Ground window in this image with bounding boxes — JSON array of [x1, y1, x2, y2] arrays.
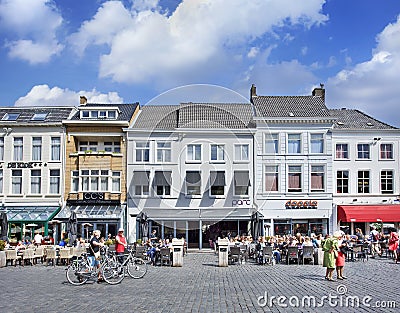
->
[[357, 144, 370, 159], [71, 171, 79, 192], [186, 171, 201, 196], [265, 166, 278, 192], [335, 144, 349, 159], [2, 113, 19, 120], [234, 144, 249, 161], [51, 137, 61, 160], [80, 110, 118, 119], [0, 170, 3, 194], [357, 171, 370, 193], [79, 141, 98, 152], [133, 171, 150, 196], [157, 142, 171, 162], [336, 171, 349, 194], [210, 171, 225, 196], [104, 141, 121, 153], [136, 142, 150, 162], [50, 169, 60, 194], [154, 171, 171, 196], [32, 137, 42, 161], [381, 170, 393, 194], [311, 165, 325, 192], [187, 144, 201, 161], [112, 171, 121, 192], [30, 169, 41, 194], [380, 144, 393, 159], [0, 137, 4, 161], [13, 137, 23, 161], [310, 134, 324, 153], [288, 166, 302, 192], [81, 169, 112, 192], [31, 113, 48, 121], [265, 134, 279, 154], [288, 134, 301, 154], [210, 144, 224, 161], [12, 169, 22, 194], [234, 171, 250, 196]]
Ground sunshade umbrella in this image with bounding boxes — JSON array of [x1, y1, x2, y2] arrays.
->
[[141, 212, 149, 242], [0, 212, 8, 240], [67, 211, 78, 245]]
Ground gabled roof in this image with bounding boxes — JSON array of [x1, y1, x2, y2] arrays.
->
[[0, 107, 74, 124], [329, 109, 397, 130], [69, 102, 139, 121], [131, 103, 255, 130], [252, 95, 331, 118]]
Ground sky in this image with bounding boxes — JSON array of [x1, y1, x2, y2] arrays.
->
[[0, 0, 400, 127]]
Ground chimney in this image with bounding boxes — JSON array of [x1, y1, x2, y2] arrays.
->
[[80, 96, 87, 105], [250, 84, 257, 100], [312, 83, 325, 101]]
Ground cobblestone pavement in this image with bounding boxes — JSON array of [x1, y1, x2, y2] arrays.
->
[[0, 252, 398, 313]]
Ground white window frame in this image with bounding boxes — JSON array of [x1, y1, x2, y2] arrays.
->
[[335, 143, 349, 159], [310, 134, 324, 154], [336, 170, 349, 194], [210, 144, 225, 162], [104, 141, 121, 153], [265, 165, 279, 192], [71, 170, 79, 192], [380, 143, 393, 160], [187, 144, 202, 162], [381, 170, 394, 194], [357, 143, 370, 160], [30, 169, 41, 194], [12, 169, 22, 194], [135, 142, 150, 162], [157, 142, 172, 163], [51, 137, 61, 161], [357, 170, 370, 194], [49, 169, 60, 194], [234, 144, 249, 162], [287, 134, 301, 154], [288, 165, 302, 192], [264, 133, 279, 154], [13, 137, 23, 161], [32, 137, 42, 161], [79, 141, 98, 152], [310, 165, 325, 192]]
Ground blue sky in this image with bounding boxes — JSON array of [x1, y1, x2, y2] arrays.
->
[[1, 0, 400, 126]]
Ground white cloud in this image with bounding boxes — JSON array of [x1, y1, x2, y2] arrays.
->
[[247, 47, 259, 58], [68, 0, 327, 86], [327, 15, 400, 127], [0, 0, 63, 64], [14, 84, 123, 107]]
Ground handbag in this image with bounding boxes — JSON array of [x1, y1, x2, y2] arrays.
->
[[333, 250, 338, 258], [90, 244, 101, 260]]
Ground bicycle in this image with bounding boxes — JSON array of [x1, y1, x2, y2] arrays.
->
[[66, 247, 125, 285], [111, 245, 148, 279]]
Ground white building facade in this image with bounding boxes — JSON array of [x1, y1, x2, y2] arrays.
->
[[126, 103, 256, 248]]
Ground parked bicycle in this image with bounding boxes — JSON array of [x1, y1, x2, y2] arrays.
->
[[66, 247, 124, 285], [110, 245, 148, 279]]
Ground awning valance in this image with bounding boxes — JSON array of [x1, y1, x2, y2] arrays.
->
[[234, 171, 250, 187], [337, 204, 400, 222], [57, 204, 124, 219], [140, 207, 253, 220], [154, 171, 172, 186]]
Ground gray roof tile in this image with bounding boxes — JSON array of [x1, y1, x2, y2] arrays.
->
[[329, 109, 397, 130], [252, 95, 331, 118], [0, 107, 74, 124], [70, 103, 139, 121]]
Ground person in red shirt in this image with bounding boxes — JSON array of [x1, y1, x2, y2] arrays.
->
[[115, 228, 127, 263]]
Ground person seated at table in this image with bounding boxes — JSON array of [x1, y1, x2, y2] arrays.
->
[[355, 228, 364, 244], [16, 240, 25, 251], [58, 238, 66, 247], [269, 237, 281, 263]]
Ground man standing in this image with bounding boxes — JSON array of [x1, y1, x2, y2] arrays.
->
[[115, 228, 127, 264], [369, 226, 382, 258], [34, 232, 43, 247]]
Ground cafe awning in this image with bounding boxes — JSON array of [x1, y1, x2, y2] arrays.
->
[[3, 206, 60, 222], [57, 204, 124, 219], [337, 204, 400, 222]]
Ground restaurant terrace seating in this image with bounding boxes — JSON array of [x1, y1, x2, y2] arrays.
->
[[261, 246, 274, 265], [22, 249, 35, 266], [160, 248, 171, 266], [287, 246, 299, 265], [229, 246, 241, 265], [5, 249, 21, 266], [302, 246, 314, 265], [34, 247, 45, 264], [45, 248, 59, 266], [59, 248, 73, 265]]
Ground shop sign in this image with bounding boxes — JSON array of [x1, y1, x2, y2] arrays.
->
[[3, 162, 46, 168], [285, 200, 318, 209], [232, 199, 251, 206], [83, 192, 105, 201]]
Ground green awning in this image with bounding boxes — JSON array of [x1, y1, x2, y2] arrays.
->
[[5, 206, 60, 222]]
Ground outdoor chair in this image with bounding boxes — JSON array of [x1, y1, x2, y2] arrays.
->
[[229, 246, 241, 265], [261, 246, 274, 265], [302, 246, 314, 265], [159, 248, 171, 266], [22, 249, 35, 266], [287, 246, 299, 265], [134, 246, 147, 260], [239, 244, 248, 263], [45, 248, 59, 266], [380, 242, 389, 258], [5, 249, 21, 266], [59, 248, 73, 265], [353, 245, 368, 261], [34, 247, 45, 264]]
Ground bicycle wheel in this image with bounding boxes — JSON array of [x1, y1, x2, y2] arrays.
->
[[101, 259, 125, 285], [66, 260, 89, 285], [127, 257, 147, 279]]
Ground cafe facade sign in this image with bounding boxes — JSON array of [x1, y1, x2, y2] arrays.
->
[[285, 200, 318, 209]]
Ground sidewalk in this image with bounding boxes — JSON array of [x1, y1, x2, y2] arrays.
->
[[0, 252, 398, 313]]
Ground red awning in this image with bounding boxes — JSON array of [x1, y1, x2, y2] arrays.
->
[[337, 205, 400, 222]]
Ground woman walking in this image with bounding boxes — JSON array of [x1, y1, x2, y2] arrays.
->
[[323, 234, 338, 281], [335, 231, 347, 280]]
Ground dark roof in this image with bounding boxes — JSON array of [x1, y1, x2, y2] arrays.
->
[[132, 103, 255, 129], [70, 103, 139, 121], [0, 107, 74, 124], [329, 109, 397, 130], [252, 95, 331, 118]]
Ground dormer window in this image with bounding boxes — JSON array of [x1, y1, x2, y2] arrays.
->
[[2, 113, 20, 121], [31, 113, 48, 121], [80, 109, 118, 120]]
